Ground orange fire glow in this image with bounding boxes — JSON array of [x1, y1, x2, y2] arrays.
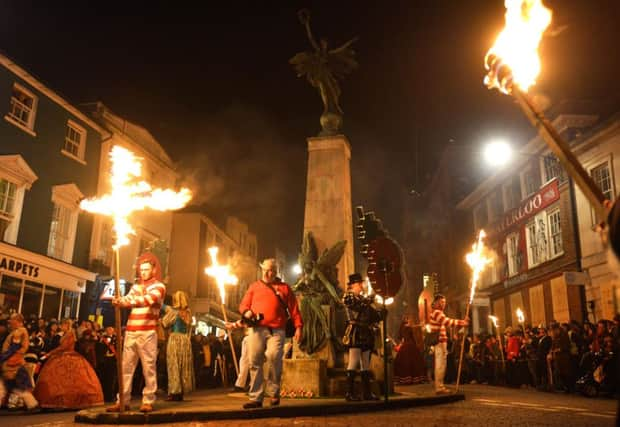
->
[[465, 230, 492, 304], [205, 246, 238, 304], [80, 145, 192, 249], [484, 0, 552, 94]]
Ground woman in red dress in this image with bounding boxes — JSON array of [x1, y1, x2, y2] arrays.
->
[[393, 318, 428, 385], [34, 319, 103, 409]]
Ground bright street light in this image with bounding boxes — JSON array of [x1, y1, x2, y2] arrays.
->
[[483, 140, 513, 167], [292, 264, 302, 275]]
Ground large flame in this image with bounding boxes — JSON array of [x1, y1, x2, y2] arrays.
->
[[465, 230, 493, 304], [80, 145, 192, 249], [484, 0, 552, 94], [205, 246, 238, 304]]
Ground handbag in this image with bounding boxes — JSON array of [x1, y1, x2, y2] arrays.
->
[[264, 282, 296, 338]]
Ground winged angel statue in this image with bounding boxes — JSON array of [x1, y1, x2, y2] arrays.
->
[[289, 9, 358, 135], [293, 232, 345, 354]]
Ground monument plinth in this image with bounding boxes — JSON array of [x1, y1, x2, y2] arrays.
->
[[303, 135, 354, 289]]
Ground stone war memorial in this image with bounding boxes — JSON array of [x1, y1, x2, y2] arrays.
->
[[282, 9, 391, 398]]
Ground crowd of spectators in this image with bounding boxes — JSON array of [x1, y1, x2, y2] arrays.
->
[[432, 315, 620, 397]]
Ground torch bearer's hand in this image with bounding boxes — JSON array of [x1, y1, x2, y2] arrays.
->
[[111, 297, 122, 307], [294, 327, 302, 343], [462, 316, 470, 326]]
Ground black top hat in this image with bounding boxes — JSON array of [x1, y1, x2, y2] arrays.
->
[[347, 273, 363, 286]]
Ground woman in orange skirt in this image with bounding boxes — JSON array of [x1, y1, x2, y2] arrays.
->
[[34, 319, 103, 409]]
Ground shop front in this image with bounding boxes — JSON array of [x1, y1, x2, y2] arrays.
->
[[0, 241, 95, 320]]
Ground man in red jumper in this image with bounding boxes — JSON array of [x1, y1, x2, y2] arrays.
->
[[107, 253, 166, 413], [239, 258, 302, 409], [429, 294, 468, 394]]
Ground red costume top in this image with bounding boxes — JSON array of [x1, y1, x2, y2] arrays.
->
[[239, 280, 303, 330], [430, 308, 466, 343]]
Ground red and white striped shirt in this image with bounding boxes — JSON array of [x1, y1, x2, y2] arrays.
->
[[120, 279, 166, 332], [430, 308, 466, 343]]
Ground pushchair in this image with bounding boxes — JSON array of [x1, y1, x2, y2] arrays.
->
[[575, 350, 616, 397]]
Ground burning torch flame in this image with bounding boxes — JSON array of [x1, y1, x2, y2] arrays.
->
[[516, 308, 525, 324], [489, 315, 499, 329], [80, 146, 192, 248], [484, 0, 552, 94], [205, 246, 238, 304], [465, 230, 492, 304]]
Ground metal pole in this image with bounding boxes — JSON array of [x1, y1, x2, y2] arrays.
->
[[512, 89, 607, 222], [220, 304, 240, 376], [113, 247, 124, 413], [455, 303, 471, 392], [382, 300, 388, 403]]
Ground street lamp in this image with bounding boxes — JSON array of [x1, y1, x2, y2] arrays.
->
[[291, 264, 302, 275], [483, 139, 513, 167]]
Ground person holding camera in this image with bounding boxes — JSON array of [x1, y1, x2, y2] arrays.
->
[[429, 294, 469, 394], [238, 258, 302, 409]]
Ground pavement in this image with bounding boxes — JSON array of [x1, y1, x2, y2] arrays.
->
[[74, 385, 464, 424]]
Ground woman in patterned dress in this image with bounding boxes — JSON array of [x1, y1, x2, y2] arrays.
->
[[34, 319, 103, 409], [162, 291, 194, 401]]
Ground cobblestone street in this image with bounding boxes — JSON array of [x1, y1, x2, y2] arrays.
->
[[2, 384, 617, 427]]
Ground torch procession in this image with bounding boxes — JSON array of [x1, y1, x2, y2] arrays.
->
[[80, 145, 191, 413], [488, 315, 506, 371]]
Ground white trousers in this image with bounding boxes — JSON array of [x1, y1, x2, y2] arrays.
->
[[247, 327, 285, 402], [235, 335, 250, 389], [347, 348, 371, 371], [434, 342, 448, 391], [0, 379, 38, 409], [117, 330, 158, 405]]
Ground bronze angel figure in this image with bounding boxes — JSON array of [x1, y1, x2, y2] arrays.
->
[[293, 232, 345, 354], [290, 9, 358, 135]]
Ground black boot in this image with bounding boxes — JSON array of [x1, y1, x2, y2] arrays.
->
[[345, 370, 361, 401], [361, 370, 379, 401]]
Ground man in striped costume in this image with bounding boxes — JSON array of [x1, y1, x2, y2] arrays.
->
[[429, 294, 468, 394], [107, 253, 165, 413]]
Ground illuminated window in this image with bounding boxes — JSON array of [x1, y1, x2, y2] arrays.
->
[[0, 179, 16, 218], [62, 120, 87, 162], [48, 204, 72, 261], [6, 83, 37, 132], [506, 232, 520, 277]]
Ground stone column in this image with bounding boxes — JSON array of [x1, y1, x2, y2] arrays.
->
[[303, 135, 354, 290], [472, 305, 480, 334]]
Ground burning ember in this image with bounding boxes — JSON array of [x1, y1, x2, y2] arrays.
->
[[465, 230, 493, 304], [80, 145, 192, 248], [205, 246, 238, 304], [484, 0, 552, 94]]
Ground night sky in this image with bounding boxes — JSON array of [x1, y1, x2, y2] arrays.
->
[[1, 0, 618, 261]]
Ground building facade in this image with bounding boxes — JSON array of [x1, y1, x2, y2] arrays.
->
[[168, 211, 258, 329], [457, 113, 615, 330], [82, 102, 180, 324], [0, 54, 109, 320]]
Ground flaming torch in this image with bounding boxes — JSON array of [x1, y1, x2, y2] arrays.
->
[[516, 307, 525, 329], [205, 246, 240, 375], [80, 145, 192, 412], [456, 229, 492, 391], [484, 0, 607, 222], [488, 315, 506, 370]]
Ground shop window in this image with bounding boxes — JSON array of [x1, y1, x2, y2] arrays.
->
[[0, 274, 22, 313], [61, 290, 79, 319], [41, 285, 62, 320], [21, 280, 43, 318]]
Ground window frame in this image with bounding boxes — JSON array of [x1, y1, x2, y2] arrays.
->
[[547, 208, 564, 259], [61, 119, 87, 164], [589, 158, 615, 226], [506, 232, 520, 277], [5, 82, 38, 136], [47, 184, 82, 263]]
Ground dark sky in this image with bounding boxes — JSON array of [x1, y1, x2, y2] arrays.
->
[[1, 1, 619, 260]]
